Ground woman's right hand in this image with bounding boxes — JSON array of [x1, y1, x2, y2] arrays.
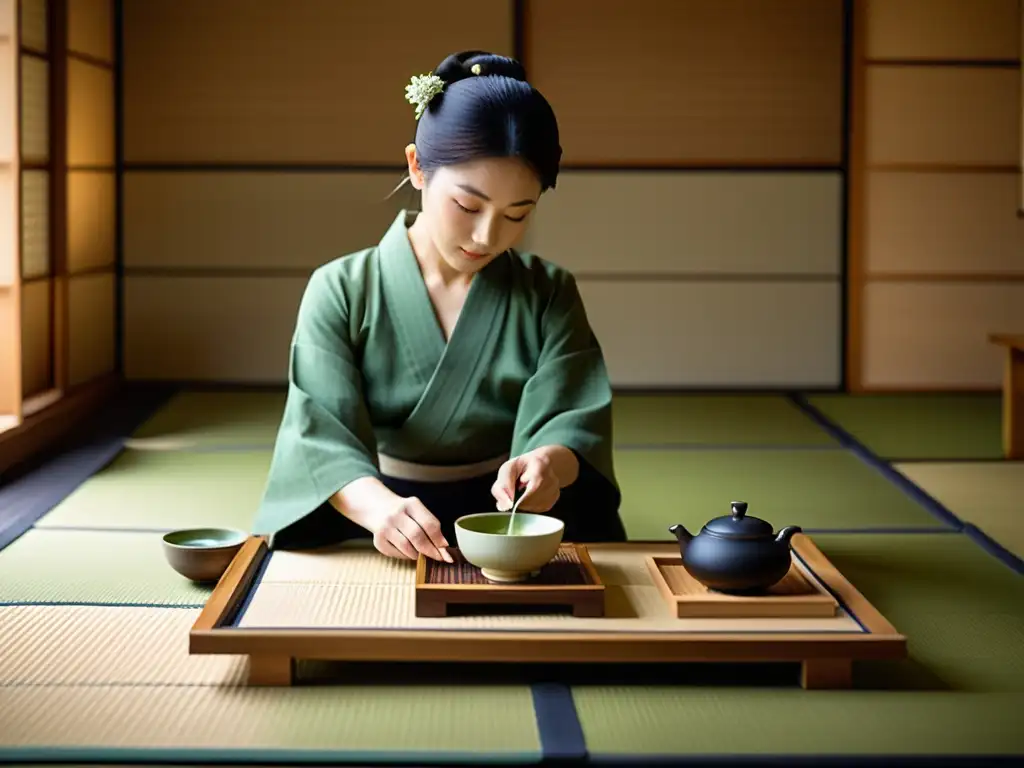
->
[[330, 477, 453, 563], [370, 496, 453, 563]]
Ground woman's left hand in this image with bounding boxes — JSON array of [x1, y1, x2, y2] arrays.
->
[[492, 450, 561, 513]]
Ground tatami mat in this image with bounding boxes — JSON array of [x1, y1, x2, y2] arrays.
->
[[0, 605, 246, 686], [893, 461, 1024, 561], [814, 533, 1024, 693], [612, 394, 836, 446], [128, 390, 286, 448], [573, 688, 1024, 757], [4, 387, 1021, 763], [33, 449, 271, 532], [126, 390, 841, 450], [0, 529, 210, 605], [0, 684, 542, 760], [572, 532, 1024, 757], [614, 449, 945, 539], [804, 393, 1003, 460]]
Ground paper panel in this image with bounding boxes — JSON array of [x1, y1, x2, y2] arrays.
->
[[121, 0, 514, 163], [863, 282, 1024, 388], [866, 0, 1020, 60]]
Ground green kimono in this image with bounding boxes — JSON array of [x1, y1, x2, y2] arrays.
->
[[252, 210, 620, 542]]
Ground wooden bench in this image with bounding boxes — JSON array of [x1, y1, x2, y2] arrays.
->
[[988, 334, 1024, 459]]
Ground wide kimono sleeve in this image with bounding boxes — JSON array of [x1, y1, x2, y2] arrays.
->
[[509, 270, 619, 491], [251, 266, 380, 537]]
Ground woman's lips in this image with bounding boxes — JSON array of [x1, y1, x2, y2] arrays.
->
[[460, 248, 487, 259]]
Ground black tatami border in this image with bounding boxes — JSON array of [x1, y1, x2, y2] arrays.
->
[[789, 393, 1024, 575]]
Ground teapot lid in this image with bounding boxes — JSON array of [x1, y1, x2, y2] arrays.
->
[[704, 501, 774, 538]]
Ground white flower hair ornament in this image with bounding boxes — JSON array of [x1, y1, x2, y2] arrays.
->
[[405, 73, 445, 120]]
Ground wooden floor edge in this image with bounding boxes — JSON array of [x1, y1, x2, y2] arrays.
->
[[0, 374, 123, 476]]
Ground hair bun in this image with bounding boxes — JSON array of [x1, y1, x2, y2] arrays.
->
[[434, 51, 527, 86], [411, 50, 561, 191]]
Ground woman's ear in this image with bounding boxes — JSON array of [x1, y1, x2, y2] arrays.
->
[[405, 144, 425, 190]]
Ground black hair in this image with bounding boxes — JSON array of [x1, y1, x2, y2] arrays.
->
[[412, 50, 562, 191]]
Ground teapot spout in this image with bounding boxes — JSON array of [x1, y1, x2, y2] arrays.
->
[[668, 524, 693, 545], [775, 525, 802, 546]]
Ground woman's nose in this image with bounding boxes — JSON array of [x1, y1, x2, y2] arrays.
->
[[472, 217, 499, 249]]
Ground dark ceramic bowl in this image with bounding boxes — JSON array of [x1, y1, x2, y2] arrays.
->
[[162, 527, 248, 582]]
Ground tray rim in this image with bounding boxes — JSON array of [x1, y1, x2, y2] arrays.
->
[[189, 534, 907, 664], [645, 553, 839, 613], [414, 542, 605, 592]]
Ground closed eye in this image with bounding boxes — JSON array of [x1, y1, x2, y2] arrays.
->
[[453, 199, 529, 223]]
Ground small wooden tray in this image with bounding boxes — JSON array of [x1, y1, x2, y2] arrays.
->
[[645, 555, 838, 618], [415, 543, 605, 618]]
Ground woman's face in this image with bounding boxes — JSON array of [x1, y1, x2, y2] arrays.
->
[[406, 146, 543, 275]]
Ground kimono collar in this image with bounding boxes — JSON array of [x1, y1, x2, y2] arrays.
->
[[378, 208, 511, 372]]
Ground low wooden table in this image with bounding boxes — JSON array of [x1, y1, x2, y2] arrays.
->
[[988, 333, 1024, 459], [189, 536, 906, 691]]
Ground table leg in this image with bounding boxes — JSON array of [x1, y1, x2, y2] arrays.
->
[[248, 655, 294, 686], [572, 595, 605, 617], [801, 658, 852, 689], [414, 594, 448, 618], [1003, 348, 1024, 460]]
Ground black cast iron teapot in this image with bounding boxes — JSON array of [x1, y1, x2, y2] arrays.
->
[[669, 501, 802, 594]]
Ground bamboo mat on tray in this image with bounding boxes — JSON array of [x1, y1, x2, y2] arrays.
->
[[238, 543, 862, 633]]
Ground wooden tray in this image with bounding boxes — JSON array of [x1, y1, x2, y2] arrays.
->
[[189, 536, 907, 691], [646, 556, 839, 618], [414, 543, 605, 618]]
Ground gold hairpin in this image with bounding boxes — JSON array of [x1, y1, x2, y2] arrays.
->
[[470, 63, 482, 75]]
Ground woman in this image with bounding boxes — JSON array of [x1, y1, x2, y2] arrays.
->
[[253, 50, 626, 559]]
